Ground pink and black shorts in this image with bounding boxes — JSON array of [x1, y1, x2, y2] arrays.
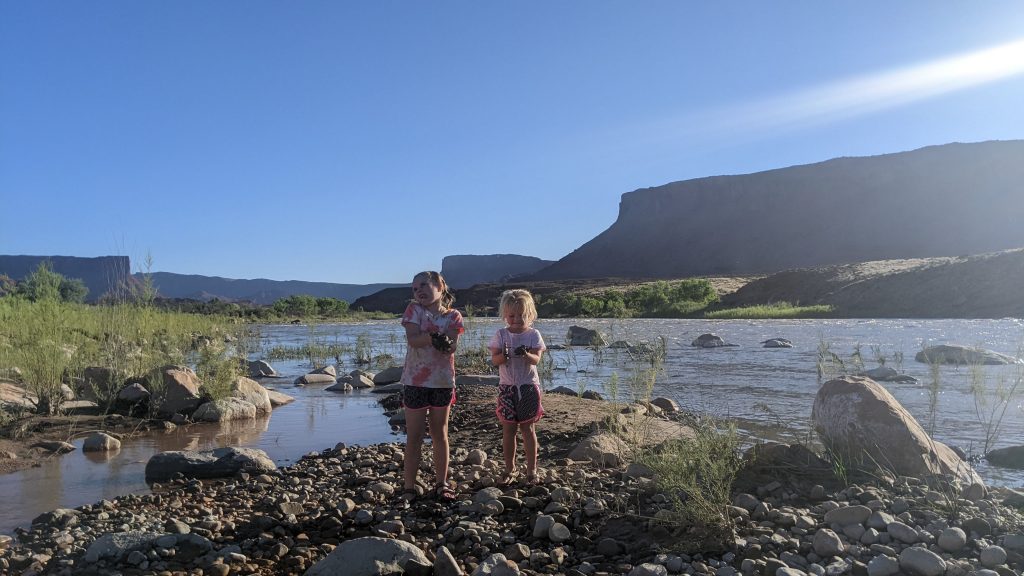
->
[[496, 384, 544, 424], [402, 385, 456, 411]]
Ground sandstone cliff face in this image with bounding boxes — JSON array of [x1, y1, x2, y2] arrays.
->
[[440, 254, 554, 288], [530, 140, 1024, 280]]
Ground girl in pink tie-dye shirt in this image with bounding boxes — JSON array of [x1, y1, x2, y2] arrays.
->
[[400, 271, 464, 502]]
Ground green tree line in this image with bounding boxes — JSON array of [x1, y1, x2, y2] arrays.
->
[[536, 279, 719, 318]]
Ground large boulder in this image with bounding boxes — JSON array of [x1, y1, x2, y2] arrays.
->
[[0, 380, 35, 409], [567, 326, 605, 347], [304, 536, 428, 576], [192, 397, 258, 422], [915, 345, 1020, 365], [78, 366, 119, 402], [83, 531, 162, 564], [145, 447, 276, 482], [266, 389, 296, 407], [568, 432, 628, 467], [296, 366, 337, 385], [812, 376, 981, 486], [246, 359, 278, 378], [349, 370, 375, 389], [231, 376, 272, 414], [116, 383, 151, 406], [155, 365, 203, 416], [372, 366, 403, 385]]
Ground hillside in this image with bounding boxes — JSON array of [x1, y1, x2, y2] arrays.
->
[[721, 248, 1024, 318], [0, 255, 133, 301], [441, 254, 554, 288], [351, 277, 753, 315], [142, 272, 403, 305], [529, 140, 1024, 280]]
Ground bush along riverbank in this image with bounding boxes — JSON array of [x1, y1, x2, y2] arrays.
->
[[3, 378, 1024, 576]]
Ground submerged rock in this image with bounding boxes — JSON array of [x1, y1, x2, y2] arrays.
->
[[567, 326, 604, 346], [915, 344, 1021, 365], [987, 445, 1024, 469]]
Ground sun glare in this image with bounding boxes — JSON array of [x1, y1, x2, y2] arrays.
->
[[710, 38, 1024, 136]]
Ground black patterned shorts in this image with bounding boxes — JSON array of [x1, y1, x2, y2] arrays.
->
[[402, 386, 456, 411], [496, 384, 544, 424]]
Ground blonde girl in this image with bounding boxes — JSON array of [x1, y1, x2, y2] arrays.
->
[[488, 289, 546, 485], [400, 271, 464, 501]]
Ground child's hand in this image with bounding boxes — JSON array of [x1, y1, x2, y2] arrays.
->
[[513, 344, 530, 357], [502, 344, 511, 360], [430, 332, 454, 353]]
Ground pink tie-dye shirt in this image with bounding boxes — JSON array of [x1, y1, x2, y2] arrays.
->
[[399, 302, 465, 389]]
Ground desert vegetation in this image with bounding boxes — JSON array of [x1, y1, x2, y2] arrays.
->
[[0, 264, 242, 417], [536, 279, 719, 318], [703, 301, 834, 319]]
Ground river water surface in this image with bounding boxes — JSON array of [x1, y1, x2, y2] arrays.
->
[[2, 317, 1023, 535]]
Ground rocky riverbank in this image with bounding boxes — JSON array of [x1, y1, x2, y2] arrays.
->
[[2, 384, 1024, 576]]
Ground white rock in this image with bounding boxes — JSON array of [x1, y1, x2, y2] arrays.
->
[[628, 564, 668, 576]]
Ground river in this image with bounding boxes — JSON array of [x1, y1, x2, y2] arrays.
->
[[2, 317, 1023, 535]]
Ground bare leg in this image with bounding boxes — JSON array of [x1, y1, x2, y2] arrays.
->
[[520, 422, 538, 479], [403, 410, 427, 490], [502, 422, 519, 476], [427, 406, 451, 487]]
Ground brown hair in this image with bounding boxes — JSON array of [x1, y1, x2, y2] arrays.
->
[[498, 289, 537, 326], [413, 271, 455, 311]]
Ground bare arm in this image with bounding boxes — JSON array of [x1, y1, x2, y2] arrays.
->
[[519, 348, 542, 366], [403, 322, 432, 349]]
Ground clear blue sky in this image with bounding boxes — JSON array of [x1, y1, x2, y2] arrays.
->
[[3, 2, 1023, 284]]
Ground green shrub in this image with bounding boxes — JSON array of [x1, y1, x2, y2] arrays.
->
[[0, 298, 234, 415], [537, 279, 718, 318], [638, 418, 741, 548], [704, 302, 833, 319]]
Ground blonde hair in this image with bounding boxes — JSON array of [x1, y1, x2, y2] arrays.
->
[[413, 271, 455, 311], [498, 289, 537, 327]]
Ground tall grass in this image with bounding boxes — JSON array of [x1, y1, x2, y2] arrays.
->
[[969, 350, 1024, 455], [705, 302, 833, 319], [638, 419, 741, 534], [0, 297, 236, 415]]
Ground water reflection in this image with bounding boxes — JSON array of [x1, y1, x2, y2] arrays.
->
[[83, 447, 120, 464], [3, 318, 1024, 535]]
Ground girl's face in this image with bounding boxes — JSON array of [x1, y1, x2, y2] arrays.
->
[[503, 304, 527, 333], [412, 276, 443, 308]]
